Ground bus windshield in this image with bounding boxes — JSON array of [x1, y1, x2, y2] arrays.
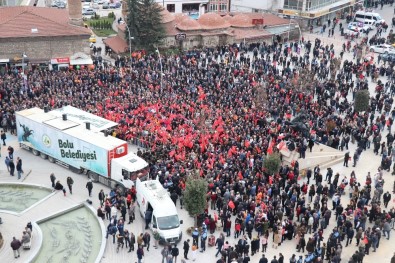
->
[[157, 215, 180, 230]]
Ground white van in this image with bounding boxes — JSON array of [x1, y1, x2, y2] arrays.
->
[[354, 11, 385, 24], [136, 179, 183, 243]]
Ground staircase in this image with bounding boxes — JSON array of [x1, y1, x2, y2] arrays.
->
[[281, 143, 344, 170]]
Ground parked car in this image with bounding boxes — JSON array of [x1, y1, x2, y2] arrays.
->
[[57, 2, 66, 8], [92, 3, 99, 9], [344, 28, 359, 37], [109, 2, 116, 8], [102, 2, 109, 9], [347, 22, 371, 33], [82, 8, 95, 15], [115, 2, 121, 8], [369, 44, 395, 54], [89, 35, 97, 43]]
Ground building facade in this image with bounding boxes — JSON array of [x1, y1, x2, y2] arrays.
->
[[207, 0, 230, 14], [278, 0, 361, 27], [155, 0, 208, 15], [230, 0, 282, 13], [105, 9, 299, 54], [0, 6, 91, 72]]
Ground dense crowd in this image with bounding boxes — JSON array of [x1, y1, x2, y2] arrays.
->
[[3, 5, 395, 263]]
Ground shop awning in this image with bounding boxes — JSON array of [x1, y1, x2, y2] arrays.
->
[[69, 52, 93, 65], [70, 58, 93, 65]]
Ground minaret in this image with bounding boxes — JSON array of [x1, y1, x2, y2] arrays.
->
[[68, 0, 83, 26]]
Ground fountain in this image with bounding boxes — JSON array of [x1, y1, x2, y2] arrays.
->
[[0, 183, 53, 214], [31, 203, 105, 263]]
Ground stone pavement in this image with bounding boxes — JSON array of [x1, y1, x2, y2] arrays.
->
[[1, 8, 395, 263], [1, 117, 394, 263]]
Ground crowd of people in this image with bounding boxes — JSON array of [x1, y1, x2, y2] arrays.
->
[[2, 3, 395, 263]]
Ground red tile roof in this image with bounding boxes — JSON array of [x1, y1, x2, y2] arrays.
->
[[176, 16, 202, 31], [118, 24, 126, 32], [103, 36, 128, 54], [0, 6, 90, 39], [160, 8, 175, 24], [232, 13, 289, 26], [198, 13, 230, 30], [231, 28, 272, 40], [162, 20, 180, 36], [229, 14, 254, 28]]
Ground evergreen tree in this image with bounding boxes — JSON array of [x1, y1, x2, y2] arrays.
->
[[184, 174, 207, 227], [127, 0, 165, 51], [263, 153, 281, 175], [354, 90, 370, 112]]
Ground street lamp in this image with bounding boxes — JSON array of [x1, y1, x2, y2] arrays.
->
[[155, 48, 163, 92], [124, 23, 134, 60]]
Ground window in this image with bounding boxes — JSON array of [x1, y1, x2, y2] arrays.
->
[[210, 4, 218, 11], [283, 0, 303, 10], [157, 215, 180, 230], [304, 0, 339, 11], [220, 3, 227, 11], [167, 4, 175, 13]]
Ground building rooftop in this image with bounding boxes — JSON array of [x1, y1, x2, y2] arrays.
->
[[103, 36, 129, 54], [229, 13, 254, 28], [176, 16, 202, 31], [198, 13, 231, 30], [0, 6, 90, 39], [160, 8, 175, 23]]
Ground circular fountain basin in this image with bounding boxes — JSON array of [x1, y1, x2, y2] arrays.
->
[[31, 203, 105, 263], [0, 183, 53, 214]]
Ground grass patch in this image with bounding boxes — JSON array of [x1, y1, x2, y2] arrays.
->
[[87, 17, 116, 37]]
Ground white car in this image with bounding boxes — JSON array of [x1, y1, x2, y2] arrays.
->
[[347, 22, 371, 32], [369, 44, 395, 54], [344, 28, 359, 37]]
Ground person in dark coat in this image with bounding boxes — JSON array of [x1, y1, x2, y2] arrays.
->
[[183, 239, 190, 259], [54, 180, 66, 196], [50, 173, 56, 188], [344, 152, 350, 167], [86, 179, 93, 197], [10, 237, 22, 258], [9, 159, 15, 176], [16, 157, 23, 179], [383, 191, 392, 208]]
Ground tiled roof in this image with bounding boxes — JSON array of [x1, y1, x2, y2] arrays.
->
[[0, 6, 90, 38], [176, 16, 202, 31], [231, 28, 272, 40], [198, 13, 230, 30], [118, 24, 126, 32], [223, 14, 232, 22], [261, 13, 289, 26], [160, 8, 175, 23], [162, 20, 180, 36], [103, 36, 128, 54], [232, 12, 289, 26], [229, 14, 254, 28], [174, 13, 189, 23]]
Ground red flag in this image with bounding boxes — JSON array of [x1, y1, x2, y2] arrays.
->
[[244, 140, 250, 148], [169, 150, 176, 157]]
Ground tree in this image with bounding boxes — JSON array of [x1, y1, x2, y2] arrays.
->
[[264, 153, 281, 175], [184, 175, 207, 227], [127, 0, 165, 51], [354, 90, 370, 112]]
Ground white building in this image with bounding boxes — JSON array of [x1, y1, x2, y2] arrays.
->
[[230, 0, 283, 12], [231, 0, 361, 28], [155, 0, 209, 15]]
